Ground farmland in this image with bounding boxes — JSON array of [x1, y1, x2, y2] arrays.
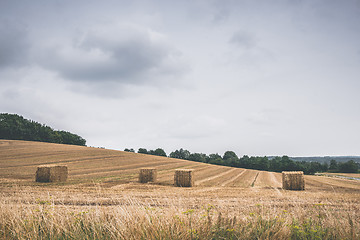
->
[[1, 140, 360, 239]]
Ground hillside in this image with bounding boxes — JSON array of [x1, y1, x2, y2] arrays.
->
[[1, 140, 360, 239], [0, 113, 86, 146], [1, 140, 360, 192]]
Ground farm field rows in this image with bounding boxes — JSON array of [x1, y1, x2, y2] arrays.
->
[[1, 140, 360, 239], [1, 140, 360, 192]]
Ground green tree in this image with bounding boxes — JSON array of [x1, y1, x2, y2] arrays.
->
[[207, 153, 223, 165], [149, 148, 167, 157], [252, 156, 269, 170], [338, 160, 358, 173], [169, 148, 190, 159], [223, 151, 238, 161], [138, 148, 148, 154], [329, 159, 338, 171], [124, 148, 135, 152], [0, 113, 86, 146], [188, 153, 207, 162], [269, 156, 281, 172]]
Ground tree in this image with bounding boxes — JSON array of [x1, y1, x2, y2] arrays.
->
[[169, 148, 191, 159], [188, 153, 207, 162], [329, 159, 338, 171], [280, 156, 297, 171], [0, 113, 86, 146], [223, 151, 238, 161], [253, 156, 269, 171], [207, 153, 223, 165], [138, 148, 148, 154], [57, 130, 86, 146], [149, 148, 167, 157], [222, 151, 239, 167], [338, 160, 358, 173], [240, 155, 251, 168], [124, 148, 135, 152]]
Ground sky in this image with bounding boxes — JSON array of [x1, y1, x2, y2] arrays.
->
[[1, 0, 360, 157]]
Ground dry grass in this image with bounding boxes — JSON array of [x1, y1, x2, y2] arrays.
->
[[0, 185, 359, 239], [1, 140, 360, 239], [1, 140, 359, 192]]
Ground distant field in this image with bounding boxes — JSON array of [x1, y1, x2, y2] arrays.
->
[[1, 140, 360, 239], [325, 172, 360, 178], [1, 140, 360, 191]]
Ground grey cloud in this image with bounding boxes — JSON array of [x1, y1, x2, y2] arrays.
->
[[229, 30, 257, 50], [2, 88, 20, 100], [39, 24, 187, 84], [1, 0, 360, 156], [210, 1, 231, 24], [0, 20, 29, 69]]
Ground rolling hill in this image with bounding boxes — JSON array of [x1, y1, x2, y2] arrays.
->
[[1, 140, 360, 239], [1, 139, 360, 192]]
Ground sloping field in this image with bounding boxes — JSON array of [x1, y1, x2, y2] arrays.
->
[[1, 140, 360, 239], [1, 140, 360, 193]]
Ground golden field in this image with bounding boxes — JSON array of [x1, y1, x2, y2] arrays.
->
[[1, 140, 360, 239]]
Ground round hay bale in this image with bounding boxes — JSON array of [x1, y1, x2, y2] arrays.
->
[[174, 169, 194, 187], [139, 168, 157, 183], [282, 171, 305, 190], [36, 165, 68, 182]]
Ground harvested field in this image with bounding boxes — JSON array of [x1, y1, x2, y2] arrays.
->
[[0, 140, 359, 193], [195, 167, 236, 186], [220, 169, 247, 187], [253, 171, 282, 188], [1, 140, 360, 239]]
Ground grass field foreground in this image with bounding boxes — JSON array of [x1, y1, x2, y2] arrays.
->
[[1, 140, 360, 239]]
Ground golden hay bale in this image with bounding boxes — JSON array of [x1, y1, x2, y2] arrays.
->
[[35, 165, 68, 182], [174, 169, 194, 187], [139, 168, 157, 183], [282, 171, 305, 190]]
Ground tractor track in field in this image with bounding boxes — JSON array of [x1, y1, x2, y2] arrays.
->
[[251, 172, 260, 187], [195, 168, 237, 185], [2, 140, 360, 193], [0, 155, 126, 169], [221, 169, 247, 187], [269, 172, 283, 195]]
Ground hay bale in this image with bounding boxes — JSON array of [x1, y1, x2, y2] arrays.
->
[[282, 171, 305, 190], [35, 165, 68, 182], [139, 168, 157, 183], [174, 169, 194, 187]]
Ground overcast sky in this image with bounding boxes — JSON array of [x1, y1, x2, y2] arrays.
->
[[1, 0, 360, 156]]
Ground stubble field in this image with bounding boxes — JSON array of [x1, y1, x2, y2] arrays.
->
[[1, 140, 359, 239]]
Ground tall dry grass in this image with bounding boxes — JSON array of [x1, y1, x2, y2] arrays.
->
[[0, 188, 359, 240]]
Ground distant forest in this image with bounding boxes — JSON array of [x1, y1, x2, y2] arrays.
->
[[125, 148, 360, 174], [290, 156, 360, 163], [0, 113, 86, 146]]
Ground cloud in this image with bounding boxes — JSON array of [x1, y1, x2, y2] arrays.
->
[[38, 23, 187, 85], [163, 114, 226, 140], [0, 20, 29, 69], [229, 30, 257, 50]]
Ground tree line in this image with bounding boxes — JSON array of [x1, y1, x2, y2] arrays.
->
[[125, 147, 359, 174], [0, 113, 86, 146]]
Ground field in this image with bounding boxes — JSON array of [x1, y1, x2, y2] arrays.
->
[[1, 140, 360, 239]]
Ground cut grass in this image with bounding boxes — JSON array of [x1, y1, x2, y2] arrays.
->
[[1, 140, 360, 239], [0, 188, 359, 240]]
